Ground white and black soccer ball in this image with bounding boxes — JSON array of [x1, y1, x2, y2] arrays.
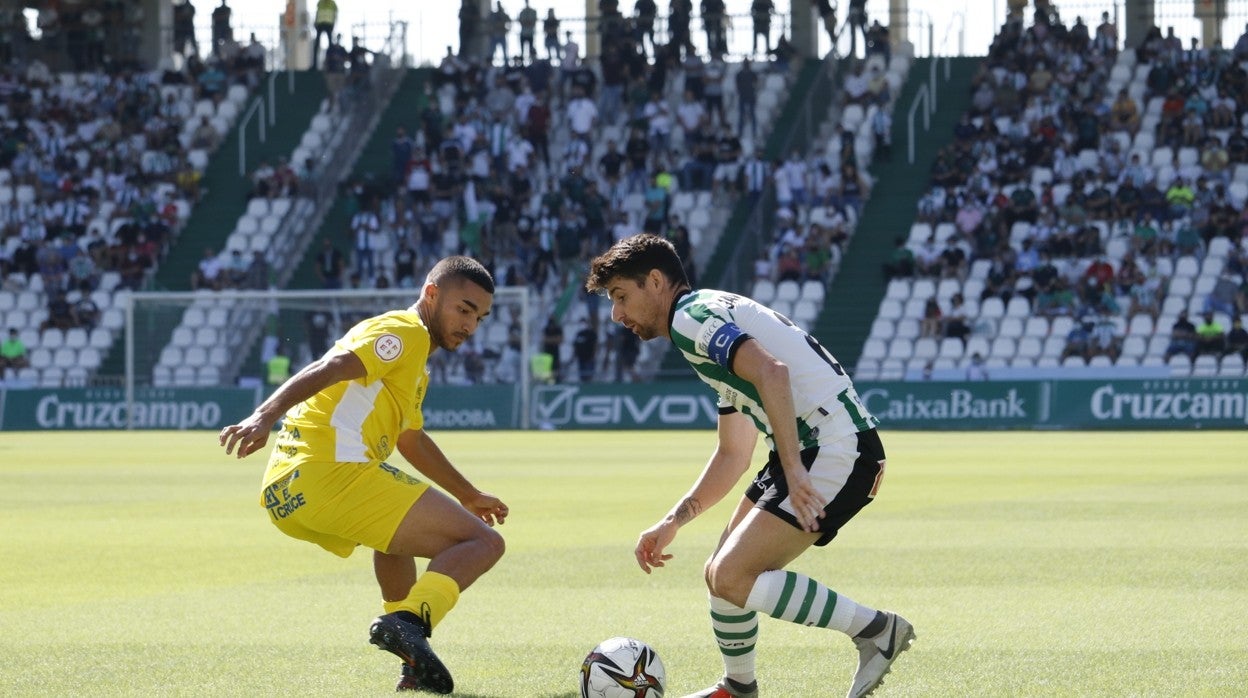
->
[[579, 636, 666, 698]]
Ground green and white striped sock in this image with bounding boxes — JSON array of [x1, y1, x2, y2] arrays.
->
[[709, 594, 758, 684], [743, 569, 876, 636]]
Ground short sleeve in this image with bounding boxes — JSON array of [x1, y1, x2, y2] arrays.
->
[[336, 317, 430, 383]]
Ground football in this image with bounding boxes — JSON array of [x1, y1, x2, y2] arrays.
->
[[579, 636, 667, 697]]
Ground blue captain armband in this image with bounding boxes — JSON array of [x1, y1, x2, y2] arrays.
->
[[706, 322, 748, 369]]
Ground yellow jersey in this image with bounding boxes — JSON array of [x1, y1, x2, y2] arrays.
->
[[267, 310, 431, 485]]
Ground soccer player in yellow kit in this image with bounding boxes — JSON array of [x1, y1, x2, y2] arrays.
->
[[219, 256, 507, 694]]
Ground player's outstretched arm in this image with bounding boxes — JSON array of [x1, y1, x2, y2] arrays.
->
[[635, 411, 757, 573], [219, 351, 366, 458], [396, 429, 509, 527]]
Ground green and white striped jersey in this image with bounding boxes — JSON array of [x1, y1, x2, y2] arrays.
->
[[668, 289, 878, 450]]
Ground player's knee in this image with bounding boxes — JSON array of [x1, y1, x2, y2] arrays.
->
[[704, 559, 751, 606], [475, 526, 506, 567]]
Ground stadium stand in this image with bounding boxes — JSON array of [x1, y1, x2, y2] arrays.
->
[[856, 7, 1248, 381], [0, 51, 263, 388]]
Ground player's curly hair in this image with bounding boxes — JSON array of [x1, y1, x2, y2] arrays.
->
[[586, 234, 689, 293], [428, 256, 495, 293]]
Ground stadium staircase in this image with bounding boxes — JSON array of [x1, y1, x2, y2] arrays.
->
[[100, 72, 328, 381], [229, 69, 431, 377], [813, 56, 979, 369]]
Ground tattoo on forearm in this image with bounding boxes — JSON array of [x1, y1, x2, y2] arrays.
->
[[672, 497, 703, 524]]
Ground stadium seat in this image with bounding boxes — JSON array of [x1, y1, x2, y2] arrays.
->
[[979, 297, 1005, 320], [862, 338, 888, 359], [1127, 314, 1154, 337], [205, 307, 230, 328], [159, 346, 183, 366], [184, 346, 208, 367], [938, 337, 964, 360], [1061, 355, 1086, 368], [1016, 337, 1042, 361], [64, 366, 89, 386], [1174, 256, 1200, 278], [800, 280, 825, 304], [775, 281, 800, 303], [183, 307, 207, 326], [1219, 354, 1245, 376], [902, 298, 926, 319], [52, 348, 76, 369], [29, 348, 52, 370], [1005, 297, 1031, 317], [792, 300, 818, 325], [879, 359, 904, 381], [936, 278, 960, 301], [990, 337, 1016, 359], [153, 365, 173, 387], [41, 328, 65, 349], [1167, 354, 1192, 375], [892, 318, 918, 340], [78, 348, 101, 368], [194, 329, 219, 347], [196, 365, 221, 386], [965, 336, 991, 358], [751, 280, 776, 304], [1120, 336, 1147, 360], [64, 328, 88, 349], [209, 346, 230, 367], [869, 318, 894, 340], [913, 338, 939, 361], [998, 317, 1024, 339], [886, 338, 914, 361], [1023, 316, 1049, 337], [770, 300, 792, 319], [173, 366, 196, 386], [170, 327, 195, 347], [853, 361, 880, 382], [1192, 355, 1218, 377], [40, 367, 64, 387], [911, 278, 936, 300], [884, 279, 910, 300]]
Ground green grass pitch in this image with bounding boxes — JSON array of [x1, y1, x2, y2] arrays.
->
[[0, 430, 1245, 697]]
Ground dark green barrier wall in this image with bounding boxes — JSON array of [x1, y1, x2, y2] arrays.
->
[[0, 387, 262, 430], [4, 379, 1243, 430]]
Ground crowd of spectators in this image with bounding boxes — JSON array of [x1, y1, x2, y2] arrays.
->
[[886, 3, 1248, 370], [0, 37, 263, 361], [308, 4, 807, 383]]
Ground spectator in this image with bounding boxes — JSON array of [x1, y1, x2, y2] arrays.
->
[[572, 317, 598, 383], [540, 314, 564, 381], [1, 328, 30, 379], [1195, 312, 1226, 356], [42, 292, 76, 332], [965, 352, 989, 380], [191, 247, 223, 291], [543, 8, 560, 60], [1224, 317, 1248, 361], [751, 0, 774, 55], [312, 0, 337, 70], [517, 0, 537, 62], [1163, 311, 1198, 361], [846, 0, 868, 57], [315, 237, 346, 289], [210, 0, 232, 56], [919, 297, 942, 338], [323, 34, 349, 110], [1061, 319, 1094, 361], [488, 2, 511, 64]]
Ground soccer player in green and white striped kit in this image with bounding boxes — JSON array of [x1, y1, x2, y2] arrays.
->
[[586, 234, 914, 698]]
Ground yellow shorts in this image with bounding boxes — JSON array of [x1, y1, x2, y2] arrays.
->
[[259, 450, 430, 558]]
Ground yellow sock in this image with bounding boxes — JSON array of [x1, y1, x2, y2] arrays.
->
[[395, 571, 461, 631]]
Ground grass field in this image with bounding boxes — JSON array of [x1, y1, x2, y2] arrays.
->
[[0, 430, 1245, 697]]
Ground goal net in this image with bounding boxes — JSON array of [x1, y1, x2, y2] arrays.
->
[[124, 285, 533, 424]]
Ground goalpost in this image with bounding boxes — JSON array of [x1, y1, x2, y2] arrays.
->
[[124, 286, 533, 429]]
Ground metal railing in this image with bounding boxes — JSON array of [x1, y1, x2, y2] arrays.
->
[[237, 98, 267, 176]]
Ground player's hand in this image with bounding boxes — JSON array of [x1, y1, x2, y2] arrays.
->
[[634, 520, 677, 574], [218, 414, 274, 459], [461, 491, 509, 526], [784, 467, 825, 533]]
